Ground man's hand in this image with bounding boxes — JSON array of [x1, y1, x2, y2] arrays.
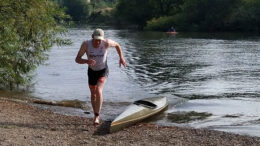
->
[[87, 59, 96, 66], [119, 58, 126, 68]]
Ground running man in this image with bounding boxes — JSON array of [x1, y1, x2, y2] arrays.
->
[[75, 28, 127, 125]]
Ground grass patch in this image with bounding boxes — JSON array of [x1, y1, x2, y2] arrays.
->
[[1, 125, 19, 129], [167, 111, 212, 123]]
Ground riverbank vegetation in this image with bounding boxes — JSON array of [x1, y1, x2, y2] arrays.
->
[[58, 0, 260, 32], [115, 0, 260, 32], [57, 0, 117, 25], [0, 0, 70, 90]]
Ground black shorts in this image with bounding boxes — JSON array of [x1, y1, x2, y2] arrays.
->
[[88, 67, 109, 86]]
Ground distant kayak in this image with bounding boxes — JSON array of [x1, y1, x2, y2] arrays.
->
[[166, 31, 178, 35], [110, 96, 168, 133]]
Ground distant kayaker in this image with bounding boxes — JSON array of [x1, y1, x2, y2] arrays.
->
[[75, 28, 127, 125], [168, 26, 176, 32]]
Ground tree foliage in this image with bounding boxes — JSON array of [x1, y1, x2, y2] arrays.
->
[[115, 0, 184, 29], [0, 0, 70, 89], [115, 0, 158, 28], [115, 0, 260, 32], [176, 0, 239, 31], [57, 0, 117, 24], [230, 0, 260, 31], [62, 0, 91, 23]]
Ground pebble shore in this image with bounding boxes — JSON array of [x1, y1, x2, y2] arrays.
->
[[0, 98, 260, 146]]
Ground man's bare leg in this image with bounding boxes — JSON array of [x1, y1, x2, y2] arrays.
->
[[89, 85, 97, 124], [93, 80, 105, 125], [89, 77, 105, 125]]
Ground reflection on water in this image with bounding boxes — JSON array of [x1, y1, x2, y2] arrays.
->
[[116, 31, 260, 137], [171, 98, 260, 137], [120, 31, 260, 99]]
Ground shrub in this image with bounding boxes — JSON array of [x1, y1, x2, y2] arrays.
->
[[0, 0, 71, 90], [145, 16, 175, 31]]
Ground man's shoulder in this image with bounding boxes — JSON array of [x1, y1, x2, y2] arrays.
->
[[104, 39, 118, 46], [81, 40, 89, 51], [84, 39, 91, 44]]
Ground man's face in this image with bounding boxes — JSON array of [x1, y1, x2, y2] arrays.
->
[[92, 39, 102, 47]]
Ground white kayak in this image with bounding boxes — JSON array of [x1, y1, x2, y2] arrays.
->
[[110, 96, 168, 133]]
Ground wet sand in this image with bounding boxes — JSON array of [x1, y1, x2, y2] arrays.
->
[[0, 97, 260, 146]]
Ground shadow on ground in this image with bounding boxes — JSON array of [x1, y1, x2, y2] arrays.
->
[[93, 121, 112, 135]]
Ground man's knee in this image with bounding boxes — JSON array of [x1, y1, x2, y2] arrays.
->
[[89, 84, 97, 90], [98, 77, 106, 83]]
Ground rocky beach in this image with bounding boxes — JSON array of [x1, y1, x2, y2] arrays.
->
[[0, 97, 260, 146]]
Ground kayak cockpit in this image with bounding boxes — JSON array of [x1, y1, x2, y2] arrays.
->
[[133, 100, 157, 109]]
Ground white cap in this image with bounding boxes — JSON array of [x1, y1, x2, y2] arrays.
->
[[93, 28, 104, 40]]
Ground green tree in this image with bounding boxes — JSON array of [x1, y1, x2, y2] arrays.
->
[[145, 0, 184, 31], [115, 0, 260, 32], [230, 0, 260, 31], [115, 0, 158, 29], [175, 0, 239, 31], [153, 0, 184, 16], [62, 0, 91, 23], [115, 0, 183, 29], [0, 0, 70, 90]]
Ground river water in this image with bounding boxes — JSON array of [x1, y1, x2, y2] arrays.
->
[[31, 28, 260, 137]]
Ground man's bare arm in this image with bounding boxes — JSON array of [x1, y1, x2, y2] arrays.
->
[[75, 42, 95, 66], [115, 42, 127, 68]]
